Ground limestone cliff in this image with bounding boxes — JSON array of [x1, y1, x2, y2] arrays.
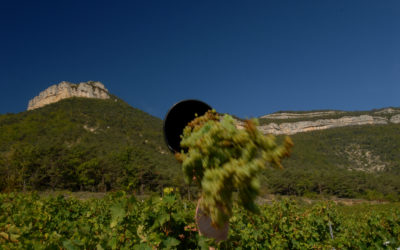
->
[[28, 81, 110, 110], [255, 108, 400, 135], [258, 115, 388, 135], [390, 114, 400, 124], [260, 111, 344, 120]]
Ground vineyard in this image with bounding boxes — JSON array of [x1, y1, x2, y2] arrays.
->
[[0, 192, 399, 249]]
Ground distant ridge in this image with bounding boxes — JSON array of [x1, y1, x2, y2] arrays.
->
[[256, 108, 400, 135], [28, 81, 110, 110]]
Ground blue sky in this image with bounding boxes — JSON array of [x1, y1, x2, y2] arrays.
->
[[1, 1, 399, 119]]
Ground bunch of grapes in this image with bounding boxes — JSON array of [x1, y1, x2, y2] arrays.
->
[[175, 110, 293, 228]]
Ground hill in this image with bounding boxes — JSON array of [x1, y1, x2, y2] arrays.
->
[[259, 109, 400, 201], [1, 90, 400, 201], [0, 96, 183, 193]]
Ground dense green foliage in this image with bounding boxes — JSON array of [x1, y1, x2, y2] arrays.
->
[[1, 192, 399, 249], [177, 111, 292, 227], [1, 97, 399, 201], [264, 124, 400, 201], [0, 97, 182, 193]]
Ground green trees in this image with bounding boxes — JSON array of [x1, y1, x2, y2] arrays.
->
[[1, 96, 399, 201], [262, 124, 400, 201], [0, 97, 182, 193]]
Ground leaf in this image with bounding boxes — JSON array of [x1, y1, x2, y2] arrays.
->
[[197, 235, 210, 250], [162, 195, 175, 205], [9, 233, 20, 243], [156, 213, 170, 227], [63, 240, 79, 250], [162, 237, 180, 249], [110, 204, 126, 228], [109, 237, 117, 249], [133, 243, 153, 250], [0, 232, 9, 240]]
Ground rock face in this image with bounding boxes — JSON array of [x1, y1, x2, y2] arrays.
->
[[258, 115, 388, 135], [261, 111, 343, 120], [252, 108, 400, 135], [28, 81, 110, 110], [390, 114, 400, 124]]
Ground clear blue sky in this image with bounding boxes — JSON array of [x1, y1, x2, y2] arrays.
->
[[1, 1, 399, 119]]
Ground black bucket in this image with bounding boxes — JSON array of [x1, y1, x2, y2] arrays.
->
[[163, 99, 212, 153]]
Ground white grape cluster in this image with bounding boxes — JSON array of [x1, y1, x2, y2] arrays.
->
[[176, 110, 293, 228]]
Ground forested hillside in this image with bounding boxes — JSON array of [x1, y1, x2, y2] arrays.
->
[[264, 123, 400, 200], [0, 97, 182, 193], [1, 97, 400, 201]]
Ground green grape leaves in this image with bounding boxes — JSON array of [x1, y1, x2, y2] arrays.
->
[[0, 192, 399, 248]]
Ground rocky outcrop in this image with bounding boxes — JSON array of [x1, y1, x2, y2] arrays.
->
[[255, 108, 400, 135], [258, 115, 389, 135], [343, 144, 386, 172], [390, 114, 400, 124], [374, 108, 400, 115], [261, 111, 343, 120], [28, 81, 110, 110]]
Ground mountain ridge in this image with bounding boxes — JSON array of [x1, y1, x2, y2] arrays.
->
[[1, 84, 399, 200], [256, 107, 400, 135]]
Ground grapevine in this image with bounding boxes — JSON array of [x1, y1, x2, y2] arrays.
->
[[0, 193, 399, 248], [175, 110, 293, 228]]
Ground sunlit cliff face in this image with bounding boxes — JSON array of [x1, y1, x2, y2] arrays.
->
[[27, 81, 110, 111]]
